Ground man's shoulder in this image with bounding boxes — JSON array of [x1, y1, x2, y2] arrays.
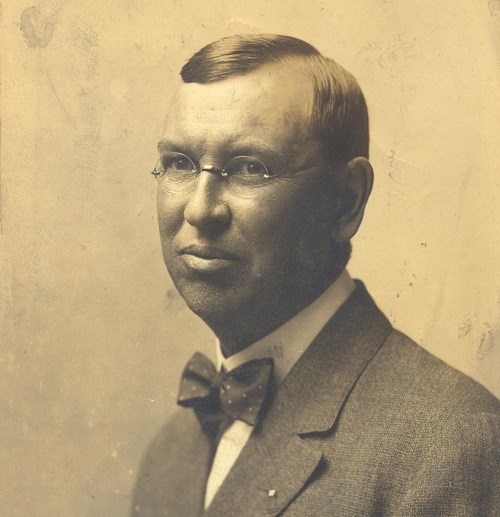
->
[[329, 327, 500, 515], [335, 281, 498, 418], [321, 326, 499, 499], [375, 329, 499, 414], [339, 326, 499, 447]]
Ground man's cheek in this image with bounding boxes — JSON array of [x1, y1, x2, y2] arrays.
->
[[157, 210, 181, 241]]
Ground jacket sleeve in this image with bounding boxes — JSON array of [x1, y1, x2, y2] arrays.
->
[[394, 412, 500, 516]]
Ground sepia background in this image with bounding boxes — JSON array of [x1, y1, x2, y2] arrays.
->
[[1, 0, 499, 514]]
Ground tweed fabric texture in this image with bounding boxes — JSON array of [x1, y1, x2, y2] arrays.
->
[[132, 282, 500, 516]]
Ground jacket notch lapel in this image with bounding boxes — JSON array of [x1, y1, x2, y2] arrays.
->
[[204, 426, 323, 516], [255, 435, 324, 515], [287, 283, 393, 436]]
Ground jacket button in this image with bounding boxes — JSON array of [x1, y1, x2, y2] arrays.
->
[[268, 489, 276, 498]]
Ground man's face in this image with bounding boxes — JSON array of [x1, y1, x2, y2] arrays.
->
[[157, 61, 344, 342]]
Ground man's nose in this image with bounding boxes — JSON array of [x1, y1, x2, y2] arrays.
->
[[183, 171, 231, 228]]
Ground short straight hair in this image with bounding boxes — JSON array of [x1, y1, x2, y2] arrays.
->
[[181, 34, 369, 164]]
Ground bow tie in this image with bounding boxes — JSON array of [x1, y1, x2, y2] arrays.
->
[[177, 352, 274, 434]]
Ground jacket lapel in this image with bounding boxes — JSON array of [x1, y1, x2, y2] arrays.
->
[[203, 399, 324, 517], [205, 282, 392, 516], [251, 435, 325, 516]]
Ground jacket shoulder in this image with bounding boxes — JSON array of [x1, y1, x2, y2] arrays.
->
[[317, 328, 500, 514], [372, 329, 499, 417]]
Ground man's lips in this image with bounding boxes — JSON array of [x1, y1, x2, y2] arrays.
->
[[179, 245, 241, 273], [180, 245, 241, 261]]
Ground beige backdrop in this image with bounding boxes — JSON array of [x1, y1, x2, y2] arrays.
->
[[1, 0, 499, 515]]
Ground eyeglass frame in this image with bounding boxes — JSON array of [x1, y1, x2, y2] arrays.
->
[[150, 151, 333, 194]]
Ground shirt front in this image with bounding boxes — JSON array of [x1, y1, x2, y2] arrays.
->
[[204, 269, 355, 509]]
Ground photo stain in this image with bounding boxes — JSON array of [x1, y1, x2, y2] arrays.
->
[[458, 319, 472, 338], [20, 5, 55, 48], [476, 322, 498, 359]]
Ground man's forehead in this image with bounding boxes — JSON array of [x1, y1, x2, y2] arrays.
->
[[165, 59, 315, 129]]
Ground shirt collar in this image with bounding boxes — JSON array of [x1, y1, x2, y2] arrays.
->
[[215, 269, 355, 383]]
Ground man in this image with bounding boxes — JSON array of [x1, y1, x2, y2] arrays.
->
[[132, 35, 499, 516]]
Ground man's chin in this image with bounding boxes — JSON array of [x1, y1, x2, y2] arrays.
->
[[173, 276, 244, 320]]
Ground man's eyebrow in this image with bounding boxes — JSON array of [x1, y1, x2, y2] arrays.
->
[[157, 139, 187, 154], [224, 139, 285, 161], [157, 138, 286, 162]]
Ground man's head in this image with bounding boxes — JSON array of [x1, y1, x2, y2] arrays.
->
[[180, 34, 369, 164], [156, 34, 373, 353]]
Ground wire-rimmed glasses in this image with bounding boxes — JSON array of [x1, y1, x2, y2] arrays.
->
[[151, 152, 327, 196]]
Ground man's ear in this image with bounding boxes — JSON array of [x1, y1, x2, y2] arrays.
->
[[331, 157, 373, 242]]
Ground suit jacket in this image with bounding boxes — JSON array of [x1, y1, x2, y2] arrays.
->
[[132, 282, 500, 516]]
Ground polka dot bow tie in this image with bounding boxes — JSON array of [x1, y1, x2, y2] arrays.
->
[[177, 352, 274, 431]]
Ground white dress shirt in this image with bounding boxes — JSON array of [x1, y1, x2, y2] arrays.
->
[[204, 270, 355, 508]]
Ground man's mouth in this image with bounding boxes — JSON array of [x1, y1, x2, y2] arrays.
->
[[180, 245, 240, 260], [179, 245, 241, 273]]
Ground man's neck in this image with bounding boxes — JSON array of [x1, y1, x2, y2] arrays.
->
[[215, 268, 346, 358], [216, 270, 356, 383]]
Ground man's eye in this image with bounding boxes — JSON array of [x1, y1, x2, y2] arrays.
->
[[171, 158, 191, 171], [225, 157, 269, 176], [244, 161, 266, 175], [162, 155, 194, 172]]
